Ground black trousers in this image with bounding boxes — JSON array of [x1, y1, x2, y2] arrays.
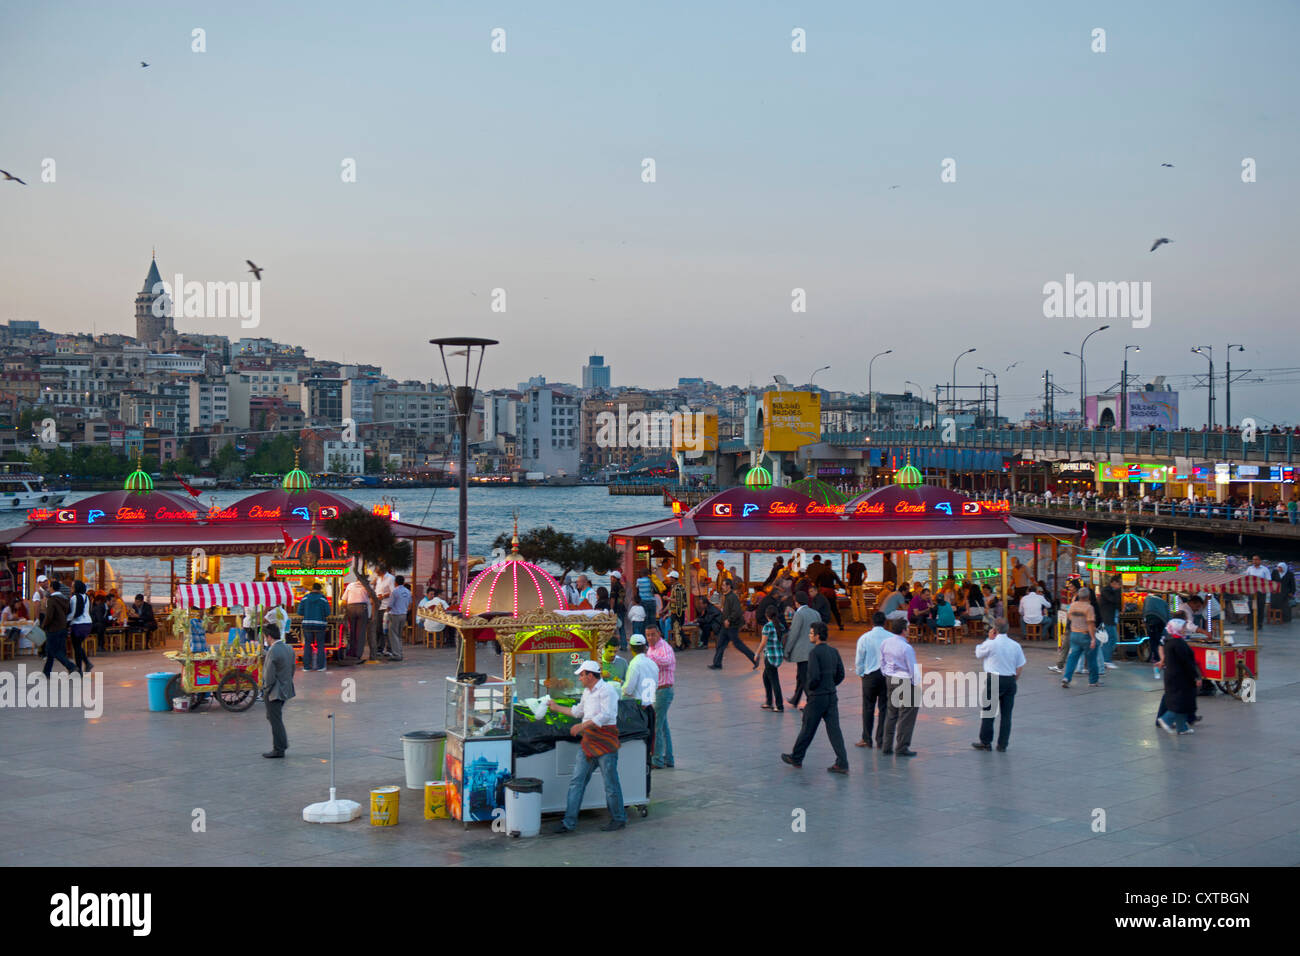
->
[[1255, 593, 1268, 627], [345, 604, 367, 659], [712, 626, 756, 667], [763, 662, 784, 708], [43, 628, 75, 676], [265, 699, 288, 753], [791, 693, 848, 768], [789, 660, 809, 706], [860, 670, 888, 745], [70, 623, 93, 672], [978, 674, 1018, 748], [824, 596, 842, 628]]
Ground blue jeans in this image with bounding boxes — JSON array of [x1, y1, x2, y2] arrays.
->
[[653, 685, 674, 765], [1063, 632, 1098, 684], [616, 613, 627, 650], [302, 625, 327, 669], [1101, 620, 1117, 663], [562, 749, 625, 829], [1157, 708, 1189, 732]]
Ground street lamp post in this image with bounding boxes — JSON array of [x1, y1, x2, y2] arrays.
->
[[431, 336, 497, 604], [1122, 345, 1140, 429], [1226, 344, 1245, 427], [868, 351, 892, 425], [903, 380, 924, 427], [810, 365, 830, 387], [977, 366, 998, 426], [1191, 346, 1214, 428], [951, 348, 976, 421], [1078, 324, 1110, 427]]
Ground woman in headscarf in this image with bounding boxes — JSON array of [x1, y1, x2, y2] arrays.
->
[[1271, 563, 1294, 623], [1156, 619, 1199, 735]]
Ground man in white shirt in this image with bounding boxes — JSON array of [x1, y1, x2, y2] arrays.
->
[[549, 660, 626, 833], [622, 634, 659, 763], [853, 612, 891, 749], [1245, 555, 1271, 627], [371, 568, 395, 652], [571, 574, 597, 609], [1018, 586, 1052, 638], [418, 585, 448, 645], [972, 617, 1026, 752], [879, 619, 920, 756], [342, 575, 371, 662]]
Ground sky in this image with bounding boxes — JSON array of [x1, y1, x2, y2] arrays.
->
[[2, 0, 1298, 425]]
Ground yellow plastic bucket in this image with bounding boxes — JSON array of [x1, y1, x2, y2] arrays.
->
[[424, 780, 449, 820], [370, 786, 401, 826]]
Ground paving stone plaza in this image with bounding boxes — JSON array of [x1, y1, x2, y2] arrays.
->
[[3, 620, 1296, 868]]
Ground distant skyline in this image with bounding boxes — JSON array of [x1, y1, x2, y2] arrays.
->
[[3, 1, 1298, 425]]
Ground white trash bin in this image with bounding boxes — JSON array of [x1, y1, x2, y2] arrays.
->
[[504, 777, 543, 837], [400, 731, 445, 790]]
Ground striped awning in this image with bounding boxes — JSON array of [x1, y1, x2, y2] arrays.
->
[[1136, 571, 1279, 595], [174, 582, 296, 608]]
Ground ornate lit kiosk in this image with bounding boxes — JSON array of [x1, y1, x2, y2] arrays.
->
[[420, 534, 647, 823], [267, 514, 350, 663]]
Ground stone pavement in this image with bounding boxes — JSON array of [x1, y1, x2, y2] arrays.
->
[[2, 620, 1297, 867]]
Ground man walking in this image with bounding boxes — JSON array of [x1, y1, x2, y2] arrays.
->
[[1245, 555, 1271, 627], [854, 612, 890, 749], [298, 583, 331, 671], [784, 590, 819, 708], [880, 619, 919, 756], [645, 627, 676, 768], [847, 553, 867, 622], [39, 579, 76, 677], [782, 622, 849, 772], [549, 660, 627, 832], [260, 622, 296, 758], [385, 574, 412, 661], [708, 578, 757, 669], [972, 617, 1025, 752]]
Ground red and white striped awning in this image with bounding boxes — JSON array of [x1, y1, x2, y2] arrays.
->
[[174, 582, 295, 608], [1137, 571, 1279, 595]]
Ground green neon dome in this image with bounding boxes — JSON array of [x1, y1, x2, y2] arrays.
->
[[282, 467, 312, 491], [744, 465, 772, 488], [894, 464, 923, 489], [1100, 530, 1157, 558], [124, 465, 154, 492]]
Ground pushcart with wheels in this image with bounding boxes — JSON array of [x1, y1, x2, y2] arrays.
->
[[163, 643, 261, 712]]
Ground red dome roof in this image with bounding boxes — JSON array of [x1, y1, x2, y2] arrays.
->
[[462, 559, 568, 617], [38, 489, 202, 524], [285, 532, 339, 562], [227, 488, 359, 523]]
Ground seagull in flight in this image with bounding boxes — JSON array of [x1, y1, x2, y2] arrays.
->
[[1, 169, 26, 185], [246, 259, 264, 280], [1149, 238, 1172, 252], [140, 61, 149, 68], [1160, 163, 1174, 168], [1005, 361, 1021, 371], [888, 185, 901, 190]]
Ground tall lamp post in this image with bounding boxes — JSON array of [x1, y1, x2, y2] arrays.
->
[[1077, 324, 1110, 427], [431, 336, 497, 602], [1226, 344, 1245, 427], [951, 348, 976, 420], [1191, 346, 1214, 428], [903, 380, 925, 427], [810, 365, 830, 387], [868, 350, 892, 425], [977, 366, 998, 426], [1122, 345, 1140, 429]]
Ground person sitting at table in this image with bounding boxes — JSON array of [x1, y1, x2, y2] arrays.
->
[[89, 592, 110, 644], [934, 593, 958, 631], [107, 589, 127, 626], [907, 587, 934, 633], [2, 597, 27, 641], [126, 594, 156, 642]]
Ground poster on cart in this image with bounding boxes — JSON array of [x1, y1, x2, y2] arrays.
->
[[445, 736, 512, 823]]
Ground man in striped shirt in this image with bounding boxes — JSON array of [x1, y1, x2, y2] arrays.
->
[[645, 626, 676, 769]]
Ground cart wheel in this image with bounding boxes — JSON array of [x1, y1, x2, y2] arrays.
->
[[164, 675, 199, 712], [1135, 641, 1151, 663], [216, 670, 258, 712], [1215, 679, 1242, 699], [638, 805, 648, 818]]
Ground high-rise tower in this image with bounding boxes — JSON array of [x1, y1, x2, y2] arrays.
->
[[135, 252, 172, 345]]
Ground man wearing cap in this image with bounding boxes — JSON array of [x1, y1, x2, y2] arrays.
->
[[30, 574, 49, 629], [549, 660, 627, 832], [623, 634, 659, 759]]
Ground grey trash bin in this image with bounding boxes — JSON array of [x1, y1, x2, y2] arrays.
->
[[401, 731, 447, 790]]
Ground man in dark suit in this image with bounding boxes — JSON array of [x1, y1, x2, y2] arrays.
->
[[260, 623, 296, 758], [782, 622, 849, 773], [126, 593, 156, 643]]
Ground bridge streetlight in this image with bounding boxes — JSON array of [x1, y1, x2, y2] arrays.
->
[[1063, 352, 1084, 425], [868, 350, 892, 425], [1122, 345, 1140, 429], [1078, 324, 1110, 427], [1226, 344, 1245, 427], [1191, 346, 1214, 428], [951, 348, 976, 420], [976, 367, 999, 425], [903, 380, 925, 427]]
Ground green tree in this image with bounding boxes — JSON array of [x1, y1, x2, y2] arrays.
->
[[322, 508, 412, 659], [491, 526, 620, 581], [247, 434, 295, 475]]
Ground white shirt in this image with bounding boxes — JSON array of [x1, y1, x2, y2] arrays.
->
[[69, 592, 92, 626], [880, 635, 919, 683], [571, 679, 619, 727], [627, 604, 646, 623], [854, 626, 889, 676], [1245, 564, 1271, 581], [372, 572, 395, 610], [975, 633, 1027, 676], [264, 605, 289, 632], [418, 596, 447, 631], [343, 580, 369, 605], [622, 653, 659, 706], [1019, 592, 1051, 625]]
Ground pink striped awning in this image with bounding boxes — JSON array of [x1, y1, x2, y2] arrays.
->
[[1136, 571, 1279, 595], [174, 582, 296, 608]]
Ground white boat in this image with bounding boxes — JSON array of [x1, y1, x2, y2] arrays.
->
[[0, 473, 66, 511]]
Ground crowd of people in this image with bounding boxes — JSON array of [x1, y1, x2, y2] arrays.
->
[[995, 488, 1300, 524]]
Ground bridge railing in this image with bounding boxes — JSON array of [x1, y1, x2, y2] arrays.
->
[[970, 490, 1298, 525], [822, 428, 1295, 462]]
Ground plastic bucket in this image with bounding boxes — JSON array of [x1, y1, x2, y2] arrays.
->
[[370, 786, 400, 826], [147, 672, 178, 712], [424, 780, 449, 820], [400, 731, 446, 790], [503, 777, 543, 838]]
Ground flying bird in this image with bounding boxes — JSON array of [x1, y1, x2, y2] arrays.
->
[[1160, 163, 1174, 168], [1005, 361, 1021, 371], [447, 348, 469, 357], [1, 169, 26, 185], [1149, 238, 1172, 252], [888, 185, 901, 190], [140, 61, 149, 68], [245, 259, 263, 279]]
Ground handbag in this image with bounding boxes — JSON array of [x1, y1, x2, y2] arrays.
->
[[27, 625, 46, 648], [1095, 628, 1108, 644]]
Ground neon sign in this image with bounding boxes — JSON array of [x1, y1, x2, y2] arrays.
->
[[704, 497, 1014, 520]]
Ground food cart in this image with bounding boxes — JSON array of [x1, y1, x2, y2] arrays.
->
[[1082, 524, 1181, 662], [419, 537, 648, 824], [267, 526, 349, 663], [1136, 570, 1278, 699]]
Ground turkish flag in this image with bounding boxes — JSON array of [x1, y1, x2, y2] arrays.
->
[[177, 476, 201, 498], [280, 528, 294, 550]]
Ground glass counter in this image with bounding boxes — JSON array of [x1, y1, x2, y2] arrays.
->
[[444, 677, 514, 739]]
